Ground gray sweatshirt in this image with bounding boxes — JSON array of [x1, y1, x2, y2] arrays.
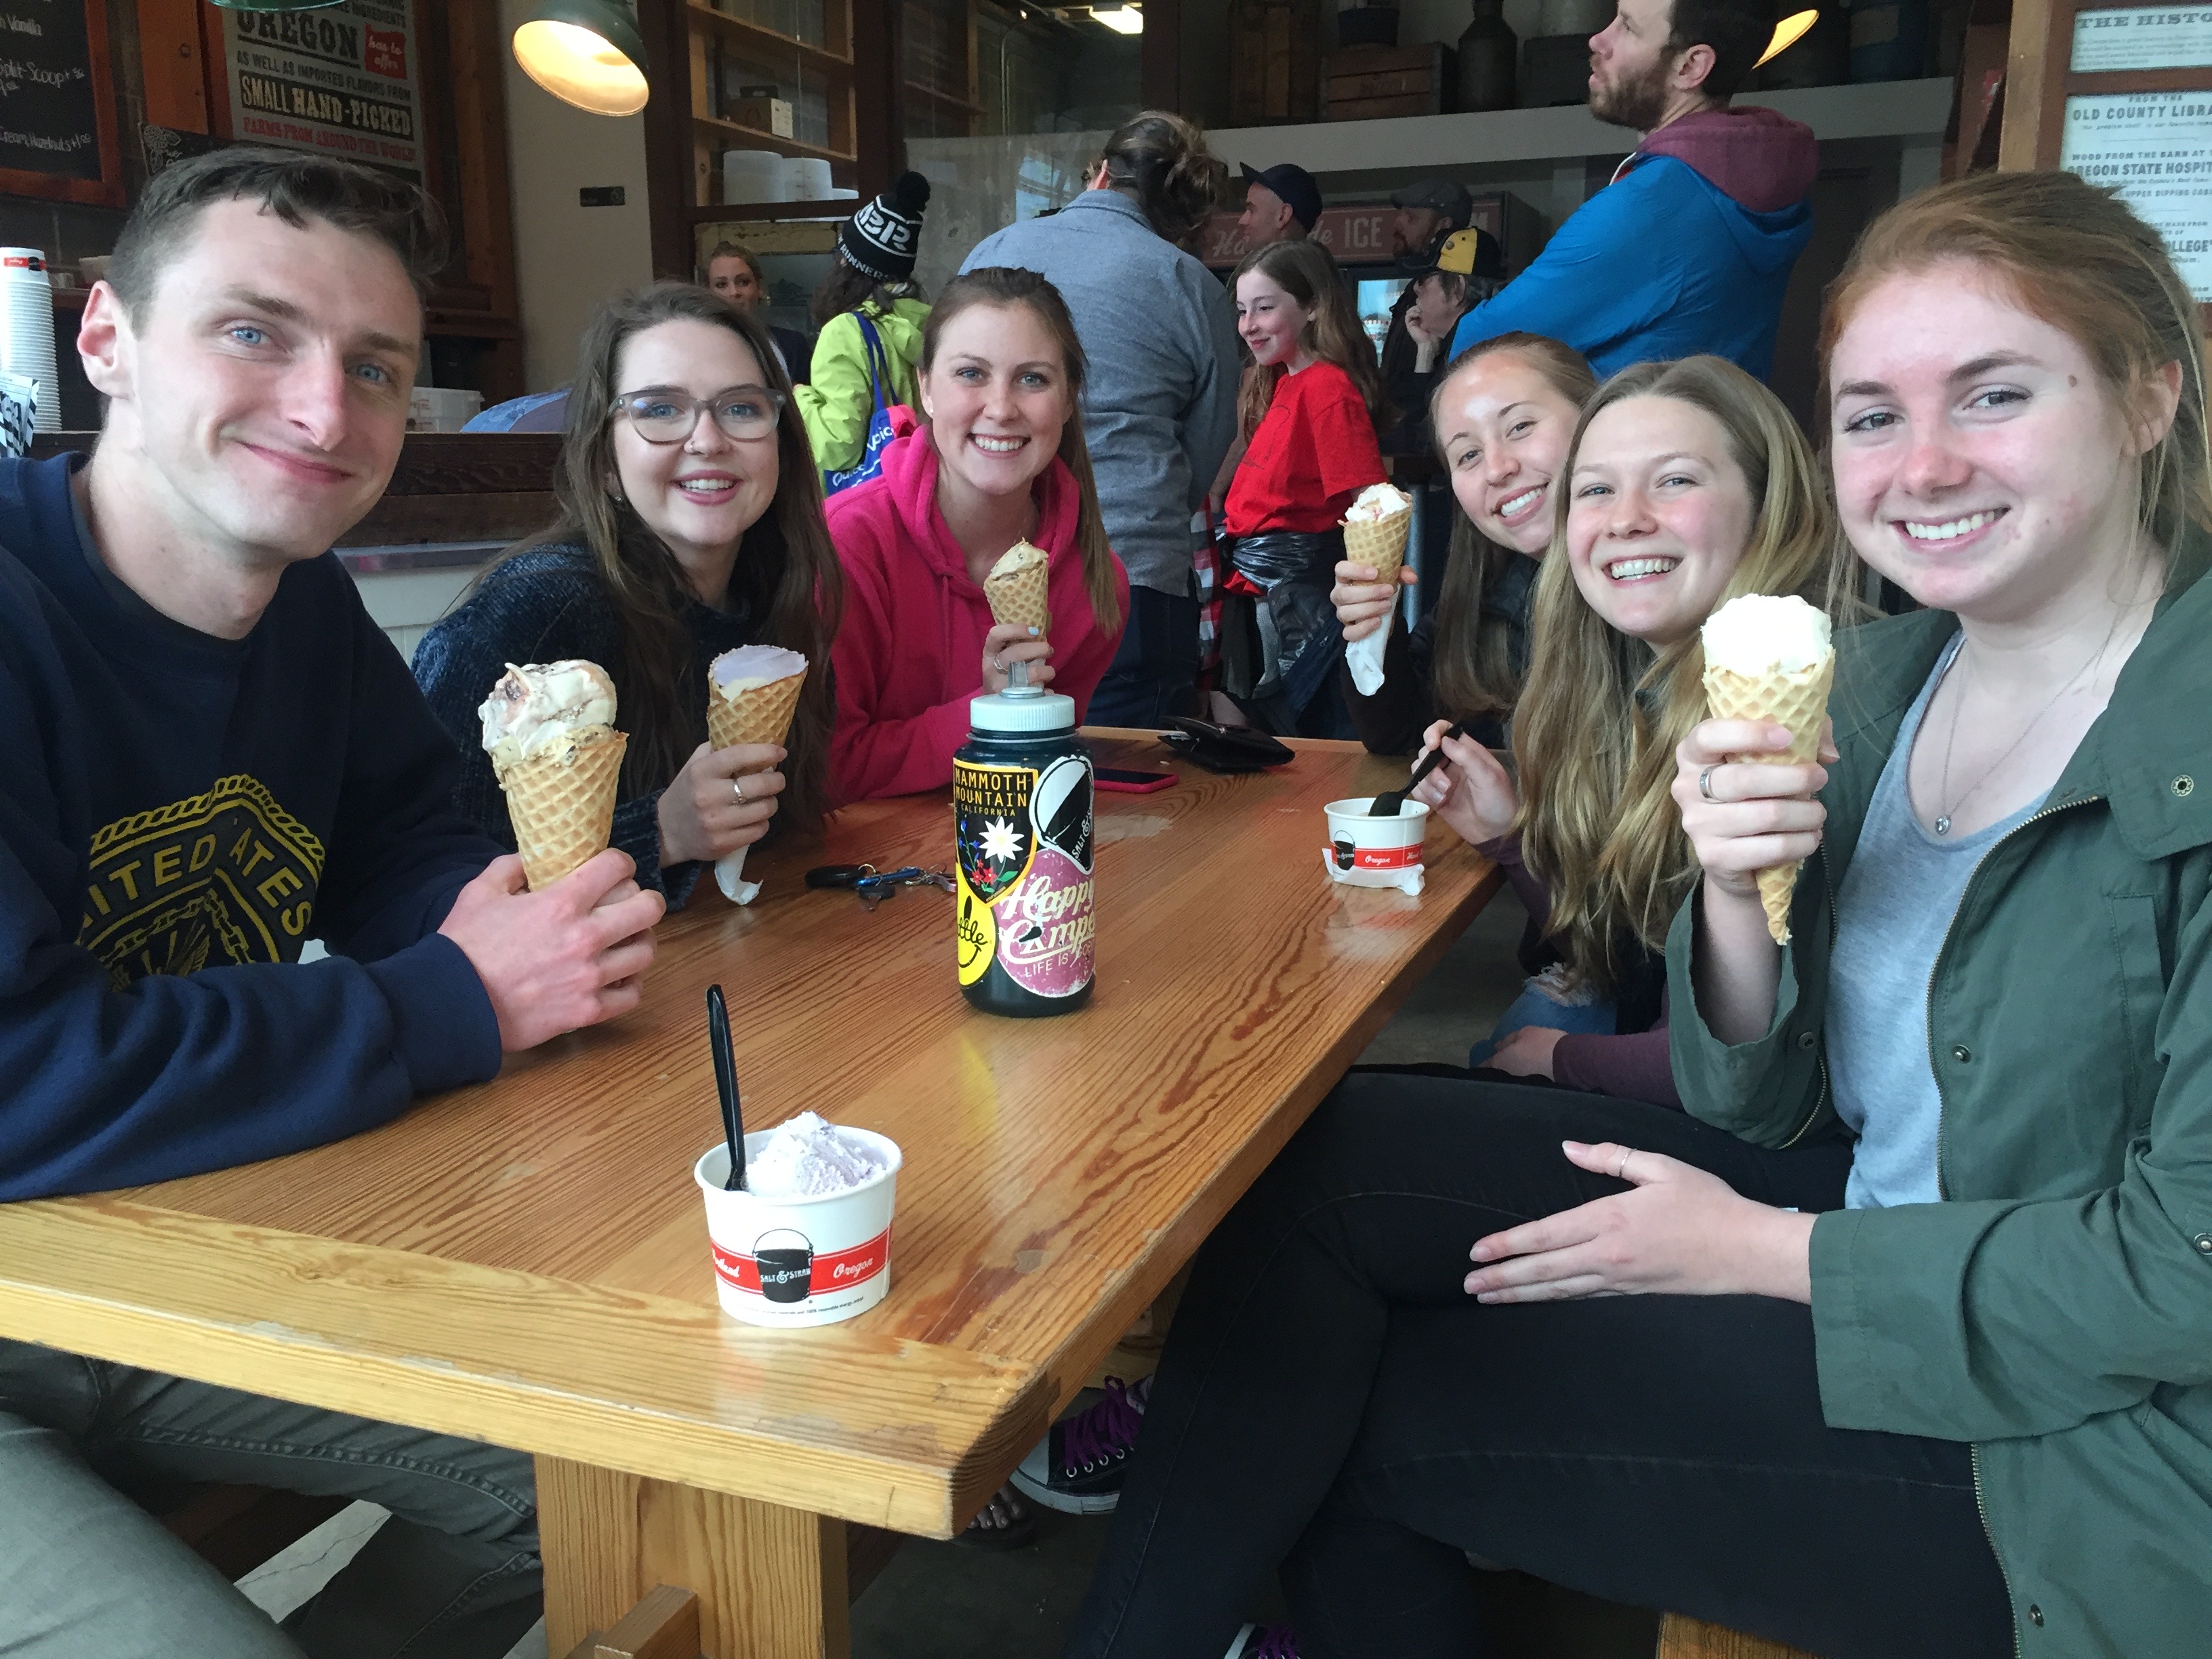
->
[[963, 190, 1242, 595]]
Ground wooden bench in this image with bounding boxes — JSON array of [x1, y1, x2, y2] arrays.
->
[[1656, 1614, 1820, 1658]]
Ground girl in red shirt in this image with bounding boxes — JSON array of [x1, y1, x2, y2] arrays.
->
[[1222, 238, 1389, 735]]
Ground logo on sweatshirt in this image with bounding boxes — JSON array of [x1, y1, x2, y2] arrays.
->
[[77, 775, 326, 987]]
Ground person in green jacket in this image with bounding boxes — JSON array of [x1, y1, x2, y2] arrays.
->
[[795, 171, 932, 485], [1054, 170, 2212, 1659]]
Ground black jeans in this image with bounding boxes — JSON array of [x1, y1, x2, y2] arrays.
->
[[1088, 581, 1200, 729], [1066, 1075, 2012, 1659]]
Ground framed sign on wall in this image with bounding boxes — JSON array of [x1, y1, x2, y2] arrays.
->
[[0, 0, 125, 207]]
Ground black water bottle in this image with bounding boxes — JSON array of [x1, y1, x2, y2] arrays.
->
[[953, 687, 1096, 1016]]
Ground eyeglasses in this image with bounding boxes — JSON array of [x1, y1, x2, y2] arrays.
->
[[613, 385, 786, 443]]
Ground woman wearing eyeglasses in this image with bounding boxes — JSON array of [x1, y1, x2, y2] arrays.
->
[[415, 283, 842, 905]]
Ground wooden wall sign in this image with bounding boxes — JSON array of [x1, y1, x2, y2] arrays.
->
[[211, 0, 424, 178], [0, 0, 125, 207], [2005, 3, 2212, 306]]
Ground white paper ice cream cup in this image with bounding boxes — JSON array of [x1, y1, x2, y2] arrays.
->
[[1322, 796, 1428, 896], [693, 1128, 902, 1328]]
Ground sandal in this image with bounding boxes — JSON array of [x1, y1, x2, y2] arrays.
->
[[955, 1481, 1037, 1551]]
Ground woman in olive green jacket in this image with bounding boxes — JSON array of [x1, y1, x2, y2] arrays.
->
[[1056, 171, 2210, 1659]]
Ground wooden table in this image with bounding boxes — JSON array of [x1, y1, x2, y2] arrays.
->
[[0, 735, 1499, 1658]]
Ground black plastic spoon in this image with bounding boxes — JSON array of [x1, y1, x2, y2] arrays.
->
[[706, 984, 745, 1191], [1368, 721, 1469, 817]]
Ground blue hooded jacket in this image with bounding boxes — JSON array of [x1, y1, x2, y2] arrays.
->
[[1450, 106, 1818, 380]]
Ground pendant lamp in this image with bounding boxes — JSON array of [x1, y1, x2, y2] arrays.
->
[[209, 0, 348, 10], [1757, 9, 1820, 67], [514, 0, 651, 117]]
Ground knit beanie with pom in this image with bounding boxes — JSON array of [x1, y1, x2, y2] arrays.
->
[[839, 171, 931, 282]]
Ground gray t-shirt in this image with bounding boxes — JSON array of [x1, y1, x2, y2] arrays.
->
[[1828, 636, 2042, 1209]]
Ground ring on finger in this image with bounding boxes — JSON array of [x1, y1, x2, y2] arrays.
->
[[733, 778, 746, 804], [1698, 764, 1719, 802], [988, 655, 1005, 673], [1616, 1147, 1633, 1181]]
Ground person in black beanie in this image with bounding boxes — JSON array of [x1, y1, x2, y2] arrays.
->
[[795, 170, 933, 490]]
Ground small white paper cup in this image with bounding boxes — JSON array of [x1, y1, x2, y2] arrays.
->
[[1322, 796, 1428, 896], [694, 1128, 903, 1328]]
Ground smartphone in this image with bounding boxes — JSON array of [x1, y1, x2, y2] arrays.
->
[[1095, 767, 1178, 794]]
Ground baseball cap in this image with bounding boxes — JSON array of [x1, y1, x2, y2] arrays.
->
[[1389, 179, 1473, 228], [1418, 227, 1506, 282], [1240, 163, 1323, 231]]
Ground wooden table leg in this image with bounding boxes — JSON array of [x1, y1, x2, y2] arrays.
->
[[538, 1456, 850, 1659]]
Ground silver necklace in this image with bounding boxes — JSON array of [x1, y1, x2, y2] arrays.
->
[[1931, 617, 2119, 836]]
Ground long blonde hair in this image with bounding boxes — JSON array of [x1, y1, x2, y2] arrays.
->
[[1820, 169, 2211, 591], [918, 267, 1122, 635], [1514, 356, 1858, 989]]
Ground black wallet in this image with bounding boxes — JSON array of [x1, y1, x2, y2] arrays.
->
[[1157, 718, 1295, 775]]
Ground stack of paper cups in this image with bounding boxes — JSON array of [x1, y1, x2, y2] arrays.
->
[[784, 157, 833, 200], [723, 150, 787, 205], [0, 250, 60, 432]]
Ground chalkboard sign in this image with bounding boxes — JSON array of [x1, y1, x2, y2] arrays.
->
[[0, 0, 123, 207]]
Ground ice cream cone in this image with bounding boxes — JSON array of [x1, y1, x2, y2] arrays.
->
[[708, 667, 807, 752], [1702, 655, 1836, 944], [983, 541, 1050, 634], [1341, 505, 1412, 592], [495, 726, 628, 889]]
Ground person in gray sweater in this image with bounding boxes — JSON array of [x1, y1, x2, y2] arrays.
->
[[961, 110, 1240, 726]]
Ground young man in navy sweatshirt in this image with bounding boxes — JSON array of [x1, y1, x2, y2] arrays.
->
[[0, 150, 663, 1658]]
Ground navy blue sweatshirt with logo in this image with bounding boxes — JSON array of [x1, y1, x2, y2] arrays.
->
[[0, 453, 504, 1200]]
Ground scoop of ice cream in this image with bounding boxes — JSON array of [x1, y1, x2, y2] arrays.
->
[[987, 539, 1048, 582], [1344, 483, 1411, 524], [710, 644, 809, 699], [1700, 594, 1833, 676], [478, 661, 618, 766], [743, 1111, 888, 1200]]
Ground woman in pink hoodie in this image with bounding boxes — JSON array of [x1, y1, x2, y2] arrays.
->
[[827, 266, 1130, 800]]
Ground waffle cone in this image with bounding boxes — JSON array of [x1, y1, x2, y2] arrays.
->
[[1701, 653, 1836, 945], [984, 562, 1050, 634], [709, 668, 806, 752], [1341, 508, 1412, 591], [495, 726, 627, 890]]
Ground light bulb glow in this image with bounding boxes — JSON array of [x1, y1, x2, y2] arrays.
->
[[1091, 5, 1144, 33], [514, 19, 649, 116], [1755, 9, 1819, 67]]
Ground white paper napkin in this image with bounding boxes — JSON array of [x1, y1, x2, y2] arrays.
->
[[1346, 623, 1389, 698]]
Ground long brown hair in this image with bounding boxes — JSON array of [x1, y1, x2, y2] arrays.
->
[[1231, 238, 1389, 441], [1820, 169, 2211, 591], [809, 253, 923, 332], [916, 267, 1124, 636], [1427, 332, 1597, 724], [1513, 356, 1859, 989], [509, 282, 843, 830]]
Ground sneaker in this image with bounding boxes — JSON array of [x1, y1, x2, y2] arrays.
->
[[1226, 1624, 1300, 1658], [1009, 1376, 1146, 1514]]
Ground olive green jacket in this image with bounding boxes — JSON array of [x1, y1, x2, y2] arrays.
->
[[1668, 573, 2212, 1658]]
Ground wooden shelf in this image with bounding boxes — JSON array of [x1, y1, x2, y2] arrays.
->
[[1210, 77, 1957, 175], [905, 79, 981, 115], [687, 2, 852, 74], [688, 199, 857, 224], [691, 112, 855, 163]]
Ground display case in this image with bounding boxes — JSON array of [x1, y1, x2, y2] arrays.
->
[[687, 0, 861, 206]]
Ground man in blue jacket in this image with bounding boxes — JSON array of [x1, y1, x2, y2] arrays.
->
[[1450, 0, 1817, 378], [0, 149, 663, 1657]]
